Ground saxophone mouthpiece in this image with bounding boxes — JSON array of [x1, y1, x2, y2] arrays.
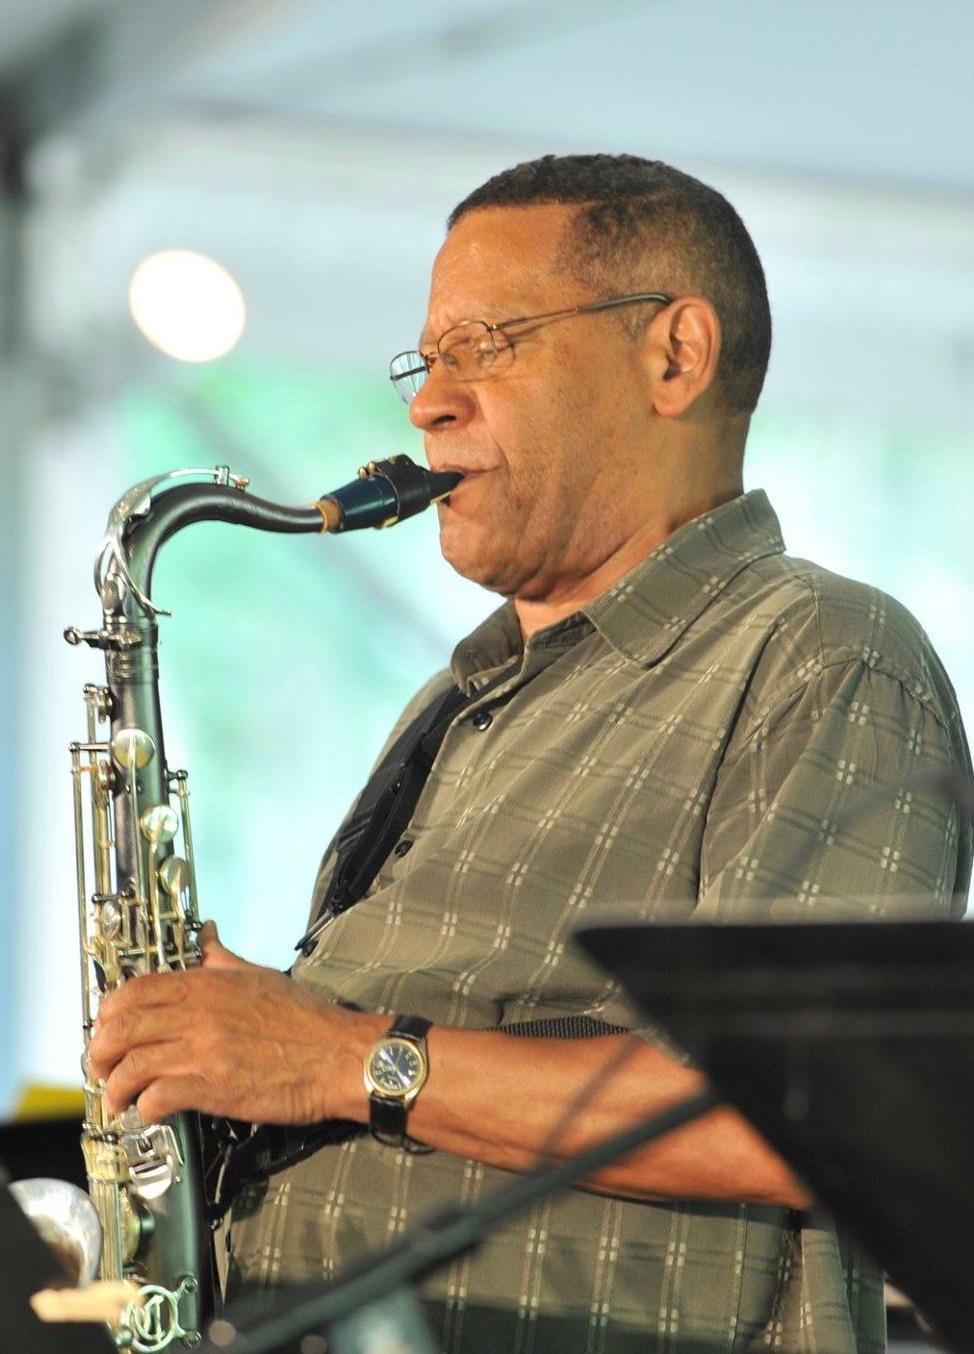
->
[[314, 454, 462, 533]]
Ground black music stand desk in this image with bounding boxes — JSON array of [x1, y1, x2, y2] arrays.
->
[[575, 919, 974, 1354]]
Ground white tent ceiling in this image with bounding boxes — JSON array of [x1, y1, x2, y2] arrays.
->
[[5, 0, 974, 191], [3, 0, 973, 424]]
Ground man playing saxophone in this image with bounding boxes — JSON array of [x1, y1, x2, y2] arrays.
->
[[88, 154, 972, 1354]]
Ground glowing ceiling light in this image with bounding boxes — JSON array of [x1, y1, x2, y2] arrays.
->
[[128, 248, 246, 362]]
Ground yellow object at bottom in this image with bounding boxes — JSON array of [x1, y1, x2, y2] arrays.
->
[[13, 1084, 86, 1122]]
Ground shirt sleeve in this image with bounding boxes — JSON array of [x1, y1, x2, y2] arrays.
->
[[696, 658, 972, 923]]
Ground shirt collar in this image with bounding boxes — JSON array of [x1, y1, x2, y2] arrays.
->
[[451, 600, 589, 693], [585, 489, 785, 667], [451, 489, 785, 685], [451, 601, 522, 691]]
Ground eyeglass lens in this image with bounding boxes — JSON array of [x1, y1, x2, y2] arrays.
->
[[390, 351, 428, 401], [391, 322, 515, 403]]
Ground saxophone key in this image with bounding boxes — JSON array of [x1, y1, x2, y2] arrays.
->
[[139, 804, 179, 846], [112, 728, 156, 771], [158, 855, 190, 900]]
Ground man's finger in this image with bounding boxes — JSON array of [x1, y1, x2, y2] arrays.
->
[[97, 970, 192, 1020], [199, 919, 253, 971], [103, 1041, 184, 1117], [136, 1073, 213, 1124], [89, 1003, 189, 1080]]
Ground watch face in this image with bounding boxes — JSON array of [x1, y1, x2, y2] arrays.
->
[[368, 1038, 424, 1096]]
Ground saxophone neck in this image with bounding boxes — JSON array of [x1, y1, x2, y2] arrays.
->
[[95, 466, 324, 620], [89, 455, 462, 621]]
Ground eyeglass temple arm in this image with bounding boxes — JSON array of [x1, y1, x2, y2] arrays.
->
[[488, 291, 672, 333]]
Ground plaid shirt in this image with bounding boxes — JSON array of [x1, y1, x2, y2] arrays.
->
[[227, 490, 972, 1352]]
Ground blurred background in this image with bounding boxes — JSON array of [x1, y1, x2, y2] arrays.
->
[[0, 0, 971, 1114]]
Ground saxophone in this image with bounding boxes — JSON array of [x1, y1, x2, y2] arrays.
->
[[54, 456, 459, 1352]]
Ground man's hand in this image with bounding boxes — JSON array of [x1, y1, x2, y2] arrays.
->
[[87, 926, 810, 1207], [86, 923, 382, 1125]]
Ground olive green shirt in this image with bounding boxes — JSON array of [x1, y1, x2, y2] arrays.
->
[[228, 490, 972, 1352]]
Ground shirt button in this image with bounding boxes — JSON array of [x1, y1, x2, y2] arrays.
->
[[471, 709, 493, 731], [393, 838, 414, 858]]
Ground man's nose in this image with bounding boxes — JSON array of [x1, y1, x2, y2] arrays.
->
[[408, 364, 477, 432]]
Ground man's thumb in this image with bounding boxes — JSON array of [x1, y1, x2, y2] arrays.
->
[[198, 920, 252, 970]]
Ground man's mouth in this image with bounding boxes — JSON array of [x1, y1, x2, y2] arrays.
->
[[439, 469, 486, 503], [428, 467, 465, 504], [430, 460, 486, 477]]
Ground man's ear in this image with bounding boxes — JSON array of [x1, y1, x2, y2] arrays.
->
[[644, 296, 722, 417]]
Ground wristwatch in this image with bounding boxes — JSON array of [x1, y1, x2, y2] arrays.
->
[[363, 1014, 433, 1151]]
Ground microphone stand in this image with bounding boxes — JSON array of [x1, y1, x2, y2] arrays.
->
[[200, 1087, 720, 1354]]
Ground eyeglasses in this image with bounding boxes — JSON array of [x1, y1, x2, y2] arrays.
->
[[389, 291, 672, 403]]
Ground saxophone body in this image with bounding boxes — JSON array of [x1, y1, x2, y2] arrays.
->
[[62, 458, 458, 1351]]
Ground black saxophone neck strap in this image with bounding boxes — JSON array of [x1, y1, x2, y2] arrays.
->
[[295, 678, 478, 956]]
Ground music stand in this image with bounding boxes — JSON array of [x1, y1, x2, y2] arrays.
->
[[575, 918, 974, 1354]]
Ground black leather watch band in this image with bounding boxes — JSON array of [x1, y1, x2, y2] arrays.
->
[[390, 1014, 432, 1041], [369, 1094, 412, 1141], [366, 1014, 433, 1152]]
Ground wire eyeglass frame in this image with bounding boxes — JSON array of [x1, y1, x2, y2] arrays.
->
[[389, 291, 673, 403]]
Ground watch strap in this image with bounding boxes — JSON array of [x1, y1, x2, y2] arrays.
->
[[370, 1094, 414, 1143], [389, 1014, 432, 1041]]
